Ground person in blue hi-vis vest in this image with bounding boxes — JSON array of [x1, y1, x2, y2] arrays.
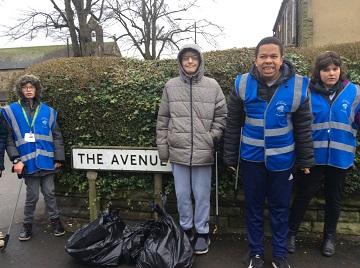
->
[[287, 51, 360, 258], [223, 37, 315, 268], [1, 74, 66, 241]]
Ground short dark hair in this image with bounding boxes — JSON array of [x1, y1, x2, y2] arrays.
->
[[310, 51, 347, 83], [255, 36, 284, 57]]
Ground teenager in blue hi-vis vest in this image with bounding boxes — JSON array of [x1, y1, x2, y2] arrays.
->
[[223, 37, 315, 268], [287, 52, 360, 258], [1, 74, 66, 241]]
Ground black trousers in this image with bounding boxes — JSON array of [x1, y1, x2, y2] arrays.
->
[[288, 165, 348, 235]]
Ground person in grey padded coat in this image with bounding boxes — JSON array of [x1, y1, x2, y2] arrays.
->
[[1, 74, 66, 241], [156, 44, 227, 255]]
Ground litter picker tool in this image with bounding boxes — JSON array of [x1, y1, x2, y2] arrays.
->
[[1, 167, 26, 252], [213, 139, 219, 234], [233, 158, 240, 206], [233, 127, 243, 206]]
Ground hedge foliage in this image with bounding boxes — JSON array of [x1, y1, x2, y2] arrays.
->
[[6, 42, 360, 199]]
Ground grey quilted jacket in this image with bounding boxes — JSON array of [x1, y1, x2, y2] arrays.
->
[[156, 44, 227, 166]]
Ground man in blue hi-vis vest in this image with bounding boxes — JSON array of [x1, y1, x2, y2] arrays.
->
[[223, 37, 315, 268], [2, 74, 66, 242]]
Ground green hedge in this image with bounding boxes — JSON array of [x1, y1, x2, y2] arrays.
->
[[6, 42, 360, 199]]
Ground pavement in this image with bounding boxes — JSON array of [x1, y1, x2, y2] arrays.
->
[[1, 155, 360, 268]]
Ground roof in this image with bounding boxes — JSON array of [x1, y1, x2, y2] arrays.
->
[[0, 42, 121, 70]]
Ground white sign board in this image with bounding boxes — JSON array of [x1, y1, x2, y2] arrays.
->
[[72, 147, 172, 172]]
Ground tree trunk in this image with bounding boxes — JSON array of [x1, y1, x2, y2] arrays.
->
[[65, 0, 82, 57]]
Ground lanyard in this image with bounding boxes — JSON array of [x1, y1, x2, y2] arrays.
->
[[18, 100, 40, 132]]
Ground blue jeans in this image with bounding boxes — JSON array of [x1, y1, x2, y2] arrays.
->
[[242, 160, 293, 258], [172, 163, 212, 234]]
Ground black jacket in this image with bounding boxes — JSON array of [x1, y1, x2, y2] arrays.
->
[[0, 113, 8, 170], [223, 60, 315, 169]]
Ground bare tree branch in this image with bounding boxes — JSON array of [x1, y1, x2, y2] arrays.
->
[[0, 0, 224, 59], [105, 0, 224, 59], [0, 0, 105, 57]]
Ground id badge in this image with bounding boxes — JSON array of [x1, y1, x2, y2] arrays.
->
[[24, 132, 36, 142]]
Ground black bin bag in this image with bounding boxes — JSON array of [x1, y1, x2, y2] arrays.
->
[[122, 221, 155, 265], [65, 208, 126, 266], [136, 195, 195, 268]]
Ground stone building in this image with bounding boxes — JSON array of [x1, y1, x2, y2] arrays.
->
[[273, 0, 360, 47]]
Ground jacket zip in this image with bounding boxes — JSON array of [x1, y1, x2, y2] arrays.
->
[[190, 77, 194, 167]]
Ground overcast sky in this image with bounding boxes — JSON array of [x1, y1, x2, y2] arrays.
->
[[0, 0, 283, 53]]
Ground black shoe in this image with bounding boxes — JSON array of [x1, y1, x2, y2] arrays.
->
[[19, 223, 32, 241], [51, 218, 65, 237], [322, 233, 335, 257], [248, 254, 264, 268], [184, 228, 194, 241], [287, 234, 296, 254], [272, 256, 291, 268]]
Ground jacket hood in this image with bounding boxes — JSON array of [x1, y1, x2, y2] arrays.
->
[[15, 74, 43, 100], [177, 44, 204, 82], [249, 59, 296, 87]]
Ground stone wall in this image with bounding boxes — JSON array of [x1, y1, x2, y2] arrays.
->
[[55, 187, 360, 236], [0, 69, 22, 106], [0, 69, 21, 90], [298, 0, 313, 47]]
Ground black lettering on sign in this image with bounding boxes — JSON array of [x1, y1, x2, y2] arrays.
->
[[97, 154, 103, 164], [78, 153, 85, 163], [84, 154, 104, 164], [120, 155, 128, 165], [131, 155, 136, 165], [87, 154, 95, 164], [149, 155, 157, 166], [139, 155, 147, 165], [111, 154, 119, 164]]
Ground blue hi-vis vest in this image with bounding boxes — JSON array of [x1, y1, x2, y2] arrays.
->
[[2, 102, 56, 174], [310, 83, 360, 168], [235, 73, 309, 171]]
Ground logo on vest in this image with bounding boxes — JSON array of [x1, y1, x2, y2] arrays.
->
[[341, 99, 350, 113], [41, 117, 48, 128], [275, 101, 286, 117]]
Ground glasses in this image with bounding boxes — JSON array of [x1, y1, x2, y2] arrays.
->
[[21, 85, 36, 91], [182, 55, 199, 61]]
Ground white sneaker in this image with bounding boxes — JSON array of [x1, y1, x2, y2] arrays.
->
[[0, 231, 4, 248]]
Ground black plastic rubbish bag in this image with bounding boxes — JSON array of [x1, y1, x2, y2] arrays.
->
[[65, 209, 126, 266], [136, 195, 195, 268], [122, 221, 155, 265]]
